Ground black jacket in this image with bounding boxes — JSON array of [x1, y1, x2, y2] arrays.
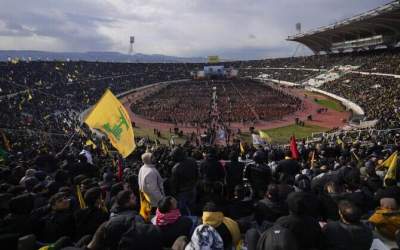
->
[[199, 156, 225, 182], [244, 163, 271, 197], [276, 159, 300, 178], [171, 157, 198, 194], [258, 199, 288, 222], [225, 160, 244, 191], [119, 222, 163, 250], [39, 210, 75, 243], [157, 216, 193, 247], [275, 214, 321, 250], [322, 221, 373, 250], [74, 207, 109, 239]]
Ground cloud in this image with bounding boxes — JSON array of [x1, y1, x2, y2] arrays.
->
[[0, 0, 392, 59]]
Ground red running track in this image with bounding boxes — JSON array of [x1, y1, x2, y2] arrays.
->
[[121, 87, 351, 133]]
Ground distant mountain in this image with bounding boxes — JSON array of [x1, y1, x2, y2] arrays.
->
[[0, 50, 207, 63]]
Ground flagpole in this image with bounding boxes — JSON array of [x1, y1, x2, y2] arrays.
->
[[56, 130, 78, 157]]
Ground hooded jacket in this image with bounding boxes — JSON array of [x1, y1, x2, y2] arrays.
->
[[202, 211, 241, 249]]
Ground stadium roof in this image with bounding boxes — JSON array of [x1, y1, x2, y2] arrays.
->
[[287, 1, 400, 54]]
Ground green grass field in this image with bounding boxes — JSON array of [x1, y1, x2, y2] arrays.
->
[[314, 98, 345, 112], [134, 126, 188, 145], [253, 124, 329, 144]]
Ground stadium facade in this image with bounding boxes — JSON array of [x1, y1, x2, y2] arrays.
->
[[287, 1, 400, 54]]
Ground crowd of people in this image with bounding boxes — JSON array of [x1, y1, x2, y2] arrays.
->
[[131, 81, 213, 126], [236, 48, 400, 83], [320, 74, 400, 129], [1, 118, 400, 249], [0, 48, 400, 250], [132, 79, 302, 126]]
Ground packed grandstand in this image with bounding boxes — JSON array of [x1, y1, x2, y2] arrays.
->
[[1, 1, 400, 250]]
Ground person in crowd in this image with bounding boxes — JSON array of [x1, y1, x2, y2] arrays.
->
[[138, 152, 165, 208], [275, 150, 300, 181], [225, 151, 244, 199], [322, 200, 373, 250], [275, 192, 322, 250], [369, 197, 400, 240], [258, 184, 288, 222], [199, 147, 225, 183], [170, 147, 198, 215], [153, 196, 193, 248], [32, 192, 75, 243], [244, 150, 271, 199], [201, 202, 241, 250], [2, 55, 400, 250], [74, 187, 109, 240]]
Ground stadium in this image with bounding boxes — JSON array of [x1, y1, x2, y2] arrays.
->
[[1, 1, 400, 250]]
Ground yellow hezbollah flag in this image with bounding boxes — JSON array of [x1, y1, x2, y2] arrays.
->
[[382, 151, 398, 184], [381, 151, 397, 168], [259, 130, 272, 143], [84, 89, 136, 158]]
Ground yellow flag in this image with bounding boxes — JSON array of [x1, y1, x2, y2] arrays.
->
[[381, 151, 397, 168], [76, 185, 86, 209], [101, 141, 109, 156], [383, 151, 398, 183], [139, 191, 152, 222], [85, 139, 97, 149], [27, 90, 33, 101], [259, 130, 272, 142], [84, 89, 136, 158], [240, 142, 245, 155], [337, 138, 345, 149]]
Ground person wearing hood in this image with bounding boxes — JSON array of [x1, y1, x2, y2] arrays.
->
[[152, 196, 193, 248], [183, 224, 224, 250], [322, 200, 372, 250], [170, 147, 198, 215], [138, 152, 165, 208], [201, 202, 241, 250], [19, 168, 36, 186]]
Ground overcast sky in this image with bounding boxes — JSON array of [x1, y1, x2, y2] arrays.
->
[[0, 0, 392, 60]]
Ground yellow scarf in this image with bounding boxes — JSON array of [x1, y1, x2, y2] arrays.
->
[[202, 212, 241, 247]]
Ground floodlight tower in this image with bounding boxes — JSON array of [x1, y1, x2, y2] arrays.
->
[[129, 36, 135, 55]]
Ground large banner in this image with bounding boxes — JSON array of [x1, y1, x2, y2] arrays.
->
[[208, 55, 220, 64]]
